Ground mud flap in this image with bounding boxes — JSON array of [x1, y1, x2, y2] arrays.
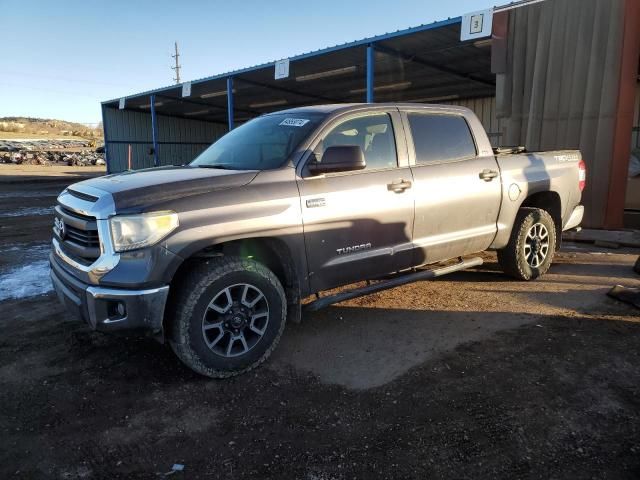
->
[[286, 287, 302, 324]]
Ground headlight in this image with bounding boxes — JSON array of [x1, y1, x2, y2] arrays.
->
[[109, 211, 179, 252]]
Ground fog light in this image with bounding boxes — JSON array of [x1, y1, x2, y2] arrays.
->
[[107, 300, 126, 319]]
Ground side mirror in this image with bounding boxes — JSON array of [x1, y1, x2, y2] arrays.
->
[[308, 145, 366, 175]]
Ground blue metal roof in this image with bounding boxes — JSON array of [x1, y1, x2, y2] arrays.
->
[[103, 16, 462, 105]]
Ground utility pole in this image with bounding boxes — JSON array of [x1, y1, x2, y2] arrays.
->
[[171, 41, 181, 84]]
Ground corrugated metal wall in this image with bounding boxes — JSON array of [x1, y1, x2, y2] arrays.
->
[[103, 107, 227, 172], [493, 0, 628, 228], [104, 98, 503, 172], [441, 96, 504, 146]]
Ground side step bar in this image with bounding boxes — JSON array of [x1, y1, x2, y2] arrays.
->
[[303, 256, 483, 312]]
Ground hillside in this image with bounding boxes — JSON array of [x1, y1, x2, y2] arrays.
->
[[0, 117, 103, 140]]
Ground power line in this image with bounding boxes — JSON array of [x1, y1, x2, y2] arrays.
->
[[171, 41, 181, 84]]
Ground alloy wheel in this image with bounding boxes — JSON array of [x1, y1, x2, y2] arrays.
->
[[201, 283, 270, 357], [524, 223, 550, 268]]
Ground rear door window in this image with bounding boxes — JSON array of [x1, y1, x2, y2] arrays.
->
[[407, 113, 477, 165]]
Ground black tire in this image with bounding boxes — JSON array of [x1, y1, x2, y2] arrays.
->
[[169, 256, 286, 378], [497, 207, 556, 281]]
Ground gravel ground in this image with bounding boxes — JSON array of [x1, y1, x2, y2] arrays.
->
[[0, 175, 639, 479]]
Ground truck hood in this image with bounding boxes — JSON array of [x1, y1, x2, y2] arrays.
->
[[73, 166, 258, 211]]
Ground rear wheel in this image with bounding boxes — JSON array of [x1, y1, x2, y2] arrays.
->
[[169, 256, 286, 378], [498, 207, 556, 281]]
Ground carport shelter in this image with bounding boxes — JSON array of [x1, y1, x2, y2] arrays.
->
[[102, 0, 640, 229]]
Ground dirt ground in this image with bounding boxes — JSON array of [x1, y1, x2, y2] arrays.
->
[[1, 174, 639, 479]]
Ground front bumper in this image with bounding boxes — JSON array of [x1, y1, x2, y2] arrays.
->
[[50, 253, 169, 333]]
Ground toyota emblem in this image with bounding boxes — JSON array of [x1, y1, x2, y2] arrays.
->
[[54, 217, 66, 239]]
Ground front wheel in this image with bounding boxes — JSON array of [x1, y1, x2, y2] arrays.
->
[[169, 257, 286, 378], [497, 207, 556, 281]]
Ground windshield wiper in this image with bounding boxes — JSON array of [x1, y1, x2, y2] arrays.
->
[[195, 164, 235, 170]]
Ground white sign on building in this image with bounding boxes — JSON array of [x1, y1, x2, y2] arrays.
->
[[274, 59, 290, 80], [460, 9, 493, 41], [182, 82, 192, 97]]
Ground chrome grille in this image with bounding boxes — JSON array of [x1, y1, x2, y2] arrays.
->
[[54, 205, 101, 263], [64, 224, 100, 248]]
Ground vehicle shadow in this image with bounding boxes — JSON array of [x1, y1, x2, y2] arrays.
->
[[274, 304, 640, 389]]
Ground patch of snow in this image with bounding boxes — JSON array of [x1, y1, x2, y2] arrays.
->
[[0, 242, 50, 259], [0, 254, 53, 301], [0, 206, 54, 218]]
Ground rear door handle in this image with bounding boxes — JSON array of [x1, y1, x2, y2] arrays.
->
[[387, 179, 412, 192], [479, 169, 499, 181]]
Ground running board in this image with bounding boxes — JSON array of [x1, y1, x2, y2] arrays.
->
[[303, 256, 484, 312]]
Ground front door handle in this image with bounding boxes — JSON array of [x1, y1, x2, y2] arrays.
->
[[479, 169, 499, 181], [387, 179, 412, 193]]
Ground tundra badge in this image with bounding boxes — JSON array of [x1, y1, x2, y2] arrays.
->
[[337, 243, 372, 255]]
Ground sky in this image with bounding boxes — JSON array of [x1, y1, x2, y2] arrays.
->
[[0, 0, 497, 124]]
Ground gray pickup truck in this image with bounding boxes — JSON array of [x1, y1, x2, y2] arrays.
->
[[50, 103, 586, 377]]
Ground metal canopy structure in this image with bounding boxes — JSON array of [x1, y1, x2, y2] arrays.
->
[[102, 17, 494, 132], [99, 0, 640, 229]]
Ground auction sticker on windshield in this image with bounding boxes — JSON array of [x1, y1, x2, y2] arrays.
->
[[280, 118, 310, 127]]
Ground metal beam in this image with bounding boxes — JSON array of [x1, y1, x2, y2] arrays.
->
[[366, 44, 375, 103], [154, 93, 260, 117], [108, 105, 229, 126], [150, 94, 159, 167], [235, 77, 340, 103], [227, 77, 234, 130], [105, 140, 214, 145], [374, 43, 495, 87]]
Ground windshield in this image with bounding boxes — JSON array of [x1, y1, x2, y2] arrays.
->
[[190, 113, 324, 170]]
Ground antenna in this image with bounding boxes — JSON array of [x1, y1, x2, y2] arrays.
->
[[171, 41, 181, 84]]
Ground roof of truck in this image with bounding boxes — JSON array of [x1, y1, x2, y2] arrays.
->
[[264, 104, 361, 114], [266, 102, 472, 115]]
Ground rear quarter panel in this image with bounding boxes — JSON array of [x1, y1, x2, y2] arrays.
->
[[491, 150, 583, 249]]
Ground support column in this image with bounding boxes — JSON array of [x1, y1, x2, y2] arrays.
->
[[366, 44, 375, 103], [100, 104, 110, 174], [150, 94, 159, 167], [604, 0, 640, 228], [227, 77, 235, 130]]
